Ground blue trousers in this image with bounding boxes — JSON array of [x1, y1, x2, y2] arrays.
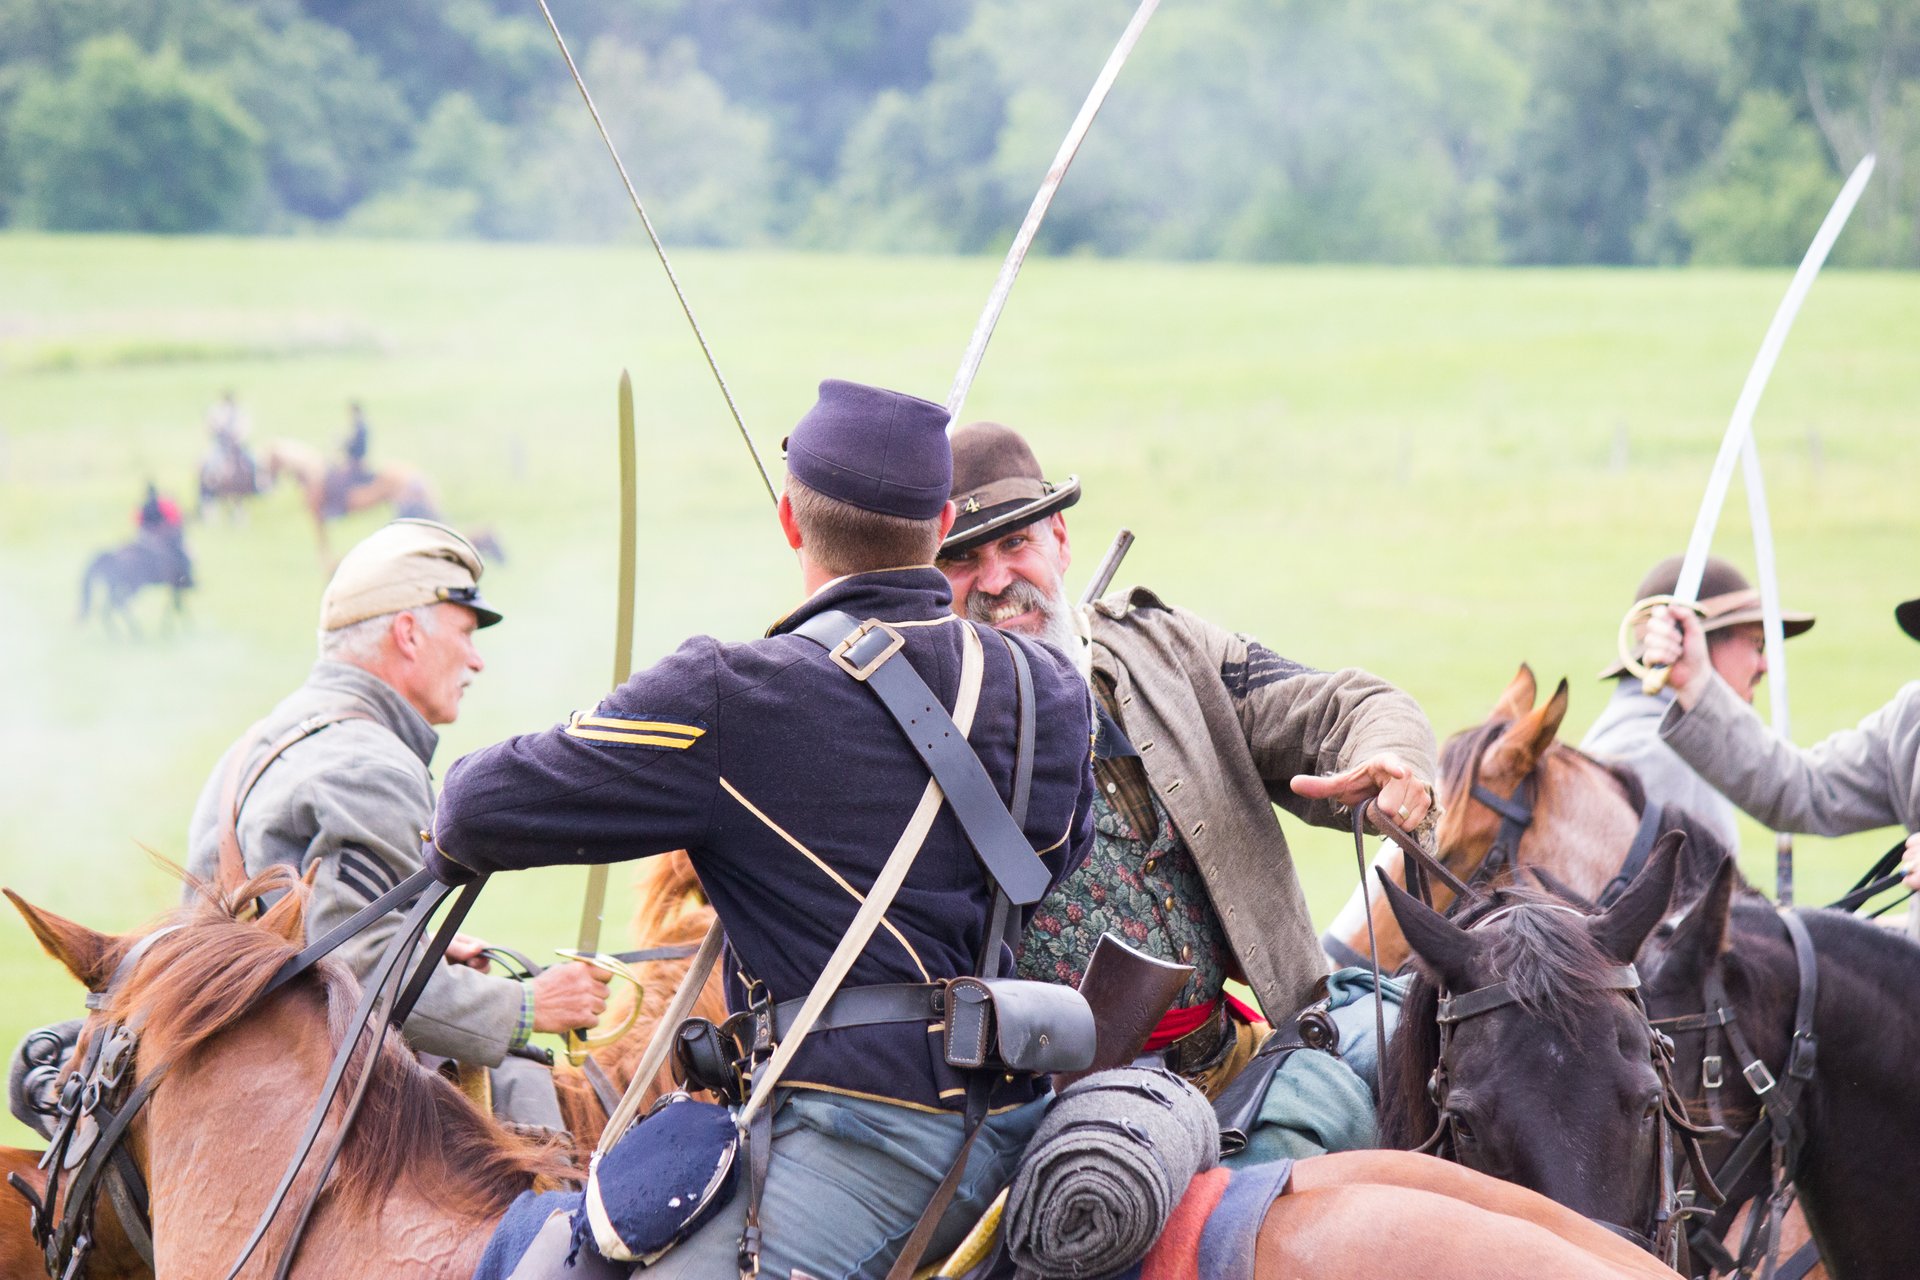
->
[[640, 1089, 1047, 1280]]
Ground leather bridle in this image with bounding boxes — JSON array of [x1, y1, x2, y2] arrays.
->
[[1650, 908, 1821, 1280], [10, 866, 481, 1280], [1412, 901, 1722, 1272], [1451, 745, 1666, 911]]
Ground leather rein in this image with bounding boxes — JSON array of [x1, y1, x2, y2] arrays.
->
[[13, 865, 482, 1280], [1649, 908, 1822, 1280]]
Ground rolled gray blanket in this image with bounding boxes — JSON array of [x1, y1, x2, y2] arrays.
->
[[1004, 1066, 1218, 1278]]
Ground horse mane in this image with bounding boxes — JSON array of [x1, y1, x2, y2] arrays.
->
[[114, 868, 569, 1217], [550, 851, 723, 1142], [1378, 886, 1624, 1150]]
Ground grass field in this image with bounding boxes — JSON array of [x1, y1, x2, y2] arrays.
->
[[2, 233, 1915, 1147]]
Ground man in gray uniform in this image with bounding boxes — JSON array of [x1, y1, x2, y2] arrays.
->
[[1643, 592, 1920, 927], [1583, 554, 1813, 851], [935, 422, 1435, 1158], [183, 518, 611, 1127]]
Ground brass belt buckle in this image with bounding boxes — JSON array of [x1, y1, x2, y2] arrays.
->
[[830, 620, 905, 682]]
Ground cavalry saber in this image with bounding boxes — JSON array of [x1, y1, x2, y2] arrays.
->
[[563, 372, 641, 1067], [532, 0, 776, 505], [944, 0, 1162, 425], [1629, 154, 1875, 694], [1740, 432, 1798, 903]]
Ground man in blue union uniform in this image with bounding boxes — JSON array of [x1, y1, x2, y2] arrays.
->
[[425, 380, 1097, 1279]]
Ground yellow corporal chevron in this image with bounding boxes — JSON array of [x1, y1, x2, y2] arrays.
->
[[564, 712, 706, 749]]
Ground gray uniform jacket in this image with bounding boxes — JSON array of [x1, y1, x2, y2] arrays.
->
[[1660, 672, 1920, 837], [1581, 678, 1741, 851], [185, 661, 524, 1065], [1089, 587, 1437, 1021]]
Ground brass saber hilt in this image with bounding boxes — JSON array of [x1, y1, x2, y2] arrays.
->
[[555, 949, 646, 1067], [1616, 595, 1705, 696]]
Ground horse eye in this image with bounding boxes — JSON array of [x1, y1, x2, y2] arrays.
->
[[1449, 1113, 1475, 1141], [1642, 1096, 1662, 1121]]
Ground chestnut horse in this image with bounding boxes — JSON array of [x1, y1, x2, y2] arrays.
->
[[1322, 664, 1729, 977], [263, 439, 441, 558], [6, 871, 1678, 1279], [0, 853, 716, 1280]]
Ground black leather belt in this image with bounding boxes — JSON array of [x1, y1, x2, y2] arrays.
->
[[1159, 1001, 1234, 1077], [768, 983, 947, 1041]]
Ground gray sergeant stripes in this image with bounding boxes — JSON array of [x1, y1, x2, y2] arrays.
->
[[1221, 642, 1314, 698], [335, 845, 399, 904]]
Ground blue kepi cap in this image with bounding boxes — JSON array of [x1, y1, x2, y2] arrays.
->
[[783, 379, 952, 520]]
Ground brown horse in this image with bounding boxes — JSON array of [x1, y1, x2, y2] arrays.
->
[[7, 871, 1677, 1279], [1324, 664, 1820, 1279], [1322, 664, 1729, 976], [263, 439, 441, 558]]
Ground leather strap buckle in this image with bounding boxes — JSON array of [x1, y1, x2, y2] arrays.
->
[[1742, 1058, 1777, 1094], [1701, 1053, 1724, 1090], [829, 621, 905, 682]]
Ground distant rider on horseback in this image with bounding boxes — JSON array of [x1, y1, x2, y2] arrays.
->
[[201, 389, 259, 499], [181, 519, 611, 1128], [935, 422, 1436, 1160], [425, 381, 1099, 1278]]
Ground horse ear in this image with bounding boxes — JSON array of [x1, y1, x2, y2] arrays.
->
[[4, 889, 116, 991], [1378, 870, 1479, 989], [1587, 831, 1682, 964], [1666, 853, 1738, 970], [257, 881, 309, 944], [1489, 677, 1569, 775], [1491, 664, 1538, 721]]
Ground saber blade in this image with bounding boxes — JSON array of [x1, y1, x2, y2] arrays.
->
[[945, 0, 1161, 425], [1740, 431, 1797, 902], [533, 0, 775, 504], [1669, 155, 1875, 608], [568, 374, 639, 1063]]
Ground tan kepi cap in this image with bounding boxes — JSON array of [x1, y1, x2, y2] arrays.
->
[[1600, 553, 1812, 679], [319, 518, 503, 631]]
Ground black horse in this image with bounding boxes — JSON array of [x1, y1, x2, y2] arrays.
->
[[1642, 851, 1920, 1280], [1378, 833, 1698, 1264], [78, 532, 194, 635]]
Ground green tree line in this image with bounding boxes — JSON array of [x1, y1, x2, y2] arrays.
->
[[1, 0, 1913, 265]]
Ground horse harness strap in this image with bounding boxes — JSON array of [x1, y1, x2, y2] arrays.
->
[[216, 708, 377, 893], [1467, 771, 1535, 889], [1597, 801, 1664, 910], [24, 863, 481, 1280], [1653, 907, 1821, 1280]]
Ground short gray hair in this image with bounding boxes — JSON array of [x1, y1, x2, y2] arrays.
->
[[317, 603, 438, 663]]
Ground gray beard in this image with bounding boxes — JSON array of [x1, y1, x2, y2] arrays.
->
[[963, 573, 1080, 662]]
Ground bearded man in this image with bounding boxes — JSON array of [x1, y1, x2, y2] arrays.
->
[[936, 422, 1436, 1157]]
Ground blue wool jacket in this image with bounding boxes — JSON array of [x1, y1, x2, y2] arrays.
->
[[432, 567, 1095, 1110]]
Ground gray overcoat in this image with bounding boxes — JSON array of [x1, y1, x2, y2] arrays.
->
[[185, 661, 525, 1065], [1089, 587, 1437, 1021], [1661, 673, 1920, 837]]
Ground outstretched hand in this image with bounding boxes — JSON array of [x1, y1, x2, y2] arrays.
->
[[1290, 754, 1433, 831]]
